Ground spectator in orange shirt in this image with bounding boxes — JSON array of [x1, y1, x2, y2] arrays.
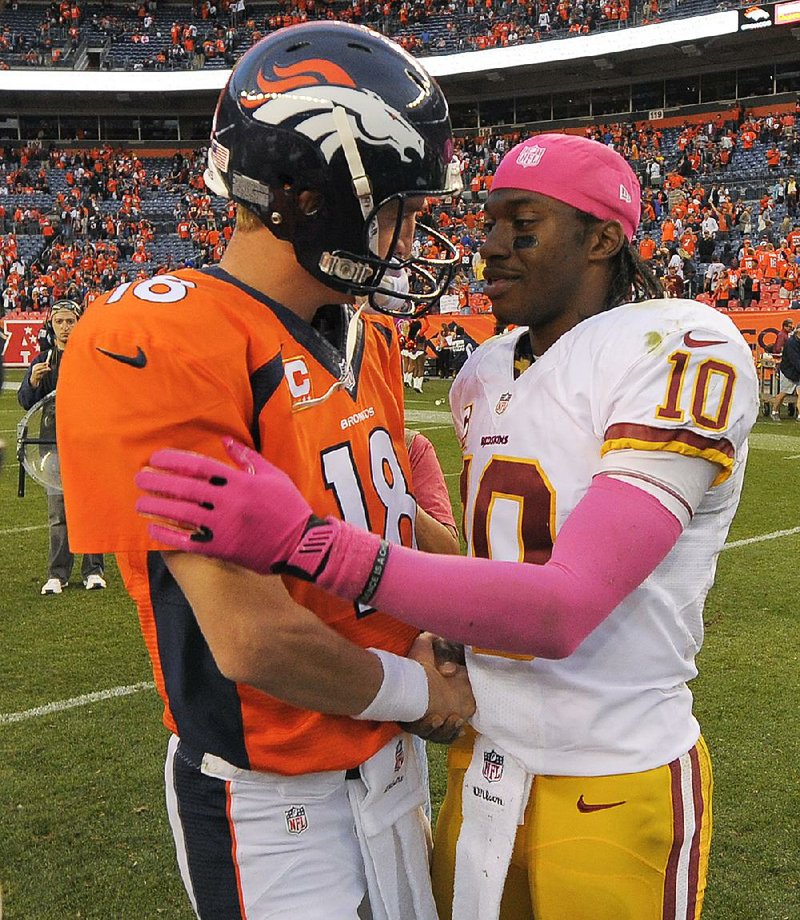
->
[[766, 146, 781, 169], [740, 129, 757, 150], [638, 232, 656, 261], [714, 271, 732, 310], [679, 229, 697, 257]]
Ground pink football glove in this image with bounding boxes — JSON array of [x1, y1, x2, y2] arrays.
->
[[135, 437, 385, 597]]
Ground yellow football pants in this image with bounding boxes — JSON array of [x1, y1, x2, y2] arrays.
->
[[432, 732, 713, 920]]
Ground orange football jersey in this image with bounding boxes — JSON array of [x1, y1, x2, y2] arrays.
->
[[57, 267, 419, 774]]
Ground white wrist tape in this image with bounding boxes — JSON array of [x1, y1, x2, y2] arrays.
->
[[353, 648, 430, 723]]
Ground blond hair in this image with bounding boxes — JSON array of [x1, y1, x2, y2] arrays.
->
[[235, 203, 263, 233]]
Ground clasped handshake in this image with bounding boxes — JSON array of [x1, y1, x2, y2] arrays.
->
[[135, 438, 475, 743]]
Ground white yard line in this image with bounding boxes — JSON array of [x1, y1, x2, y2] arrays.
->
[[748, 431, 800, 451], [411, 424, 454, 434], [723, 526, 800, 550], [0, 523, 48, 535], [404, 409, 452, 424], [0, 681, 155, 724]]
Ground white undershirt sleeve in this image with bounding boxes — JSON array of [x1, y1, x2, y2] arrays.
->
[[595, 448, 719, 529]]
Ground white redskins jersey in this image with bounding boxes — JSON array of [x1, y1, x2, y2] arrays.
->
[[450, 299, 758, 775]]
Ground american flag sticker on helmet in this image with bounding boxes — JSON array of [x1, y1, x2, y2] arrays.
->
[[211, 140, 230, 172]]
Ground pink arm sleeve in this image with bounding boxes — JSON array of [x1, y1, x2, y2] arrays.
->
[[136, 442, 680, 659], [363, 475, 681, 658], [407, 432, 457, 531]]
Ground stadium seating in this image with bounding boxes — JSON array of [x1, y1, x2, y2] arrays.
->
[[0, 0, 733, 72], [1, 99, 799, 318]]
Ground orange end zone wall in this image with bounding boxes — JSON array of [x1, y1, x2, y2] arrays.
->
[[413, 310, 796, 358]]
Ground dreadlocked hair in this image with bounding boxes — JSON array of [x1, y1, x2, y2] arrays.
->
[[574, 211, 663, 310], [606, 241, 664, 310]]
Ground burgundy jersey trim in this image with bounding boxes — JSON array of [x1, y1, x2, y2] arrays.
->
[[604, 423, 735, 462]]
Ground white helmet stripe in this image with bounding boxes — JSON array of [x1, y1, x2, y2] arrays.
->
[[331, 104, 374, 221]]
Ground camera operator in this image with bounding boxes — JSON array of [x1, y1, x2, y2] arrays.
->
[[18, 300, 105, 594]]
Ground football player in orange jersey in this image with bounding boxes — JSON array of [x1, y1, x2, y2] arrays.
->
[[57, 23, 472, 920]]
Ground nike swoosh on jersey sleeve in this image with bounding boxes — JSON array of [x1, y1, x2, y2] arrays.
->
[[682, 331, 727, 348]]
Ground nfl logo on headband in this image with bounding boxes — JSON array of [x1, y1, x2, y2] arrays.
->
[[515, 144, 546, 168]]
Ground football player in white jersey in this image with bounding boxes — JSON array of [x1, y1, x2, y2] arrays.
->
[[136, 134, 759, 920]]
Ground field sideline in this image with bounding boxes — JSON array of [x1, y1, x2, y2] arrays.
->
[[1, 371, 798, 919]]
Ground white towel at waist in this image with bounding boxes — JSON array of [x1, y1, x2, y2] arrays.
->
[[452, 735, 532, 920], [348, 732, 437, 920]]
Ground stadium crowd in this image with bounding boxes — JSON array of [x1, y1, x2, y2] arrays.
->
[[1, 104, 800, 321], [0, 0, 752, 71]]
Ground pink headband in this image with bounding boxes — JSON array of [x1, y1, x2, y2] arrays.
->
[[491, 133, 641, 242]]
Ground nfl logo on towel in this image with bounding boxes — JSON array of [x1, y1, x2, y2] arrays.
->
[[285, 805, 309, 835], [482, 750, 504, 783]]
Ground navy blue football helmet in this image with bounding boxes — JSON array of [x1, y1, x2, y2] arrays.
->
[[205, 22, 461, 315]]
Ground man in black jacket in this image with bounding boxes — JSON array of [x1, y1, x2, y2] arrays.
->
[[771, 324, 800, 422], [18, 300, 105, 594]]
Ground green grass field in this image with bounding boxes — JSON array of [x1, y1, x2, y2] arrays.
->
[[1, 370, 799, 919]]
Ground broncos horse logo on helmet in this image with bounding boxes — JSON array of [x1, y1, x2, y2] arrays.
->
[[205, 22, 461, 316], [247, 85, 427, 168]]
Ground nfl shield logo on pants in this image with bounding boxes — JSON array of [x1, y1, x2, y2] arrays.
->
[[483, 749, 504, 783], [285, 805, 309, 835]]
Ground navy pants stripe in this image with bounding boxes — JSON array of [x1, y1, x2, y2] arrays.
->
[[169, 738, 245, 919]]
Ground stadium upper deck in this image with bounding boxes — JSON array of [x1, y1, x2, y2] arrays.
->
[[0, 0, 748, 72], [1, 0, 798, 147], [1, 0, 799, 326]]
